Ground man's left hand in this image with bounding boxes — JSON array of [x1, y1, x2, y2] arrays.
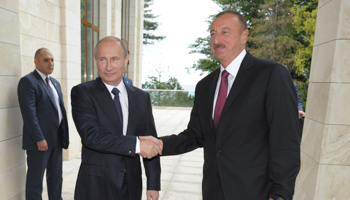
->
[[146, 190, 159, 200]]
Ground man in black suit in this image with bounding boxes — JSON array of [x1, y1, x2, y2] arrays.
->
[[143, 10, 300, 200], [123, 76, 133, 85], [18, 48, 69, 200], [71, 36, 161, 200]]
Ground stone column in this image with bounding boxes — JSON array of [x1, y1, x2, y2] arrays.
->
[[294, 0, 350, 199], [111, 0, 122, 38], [128, 0, 144, 87], [99, 0, 112, 38], [60, 0, 82, 160], [0, 1, 26, 199]]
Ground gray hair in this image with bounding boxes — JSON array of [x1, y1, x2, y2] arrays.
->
[[94, 36, 128, 58]]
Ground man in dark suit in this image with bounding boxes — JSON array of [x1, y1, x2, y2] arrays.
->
[[142, 10, 300, 200], [294, 83, 305, 119], [294, 83, 305, 139], [123, 76, 133, 85], [18, 48, 69, 200], [71, 36, 161, 200]]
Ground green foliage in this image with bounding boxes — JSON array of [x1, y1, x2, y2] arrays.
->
[[188, 0, 318, 108], [143, 76, 194, 107], [187, 0, 265, 74], [143, 76, 184, 90], [212, 0, 265, 28], [248, 0, 299, 72], [143, 0, 166, 45], [291, 1, 318, 76], [290, 0, 317, 107], [188, 36, 220, 74]]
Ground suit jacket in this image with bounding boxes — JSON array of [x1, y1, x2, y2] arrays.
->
[[71, 77, 160, 200], [161, 52, 300, 200], [18, 70, 69, 151], [294, 83, 304, 111], [123, 76, 133, 85]]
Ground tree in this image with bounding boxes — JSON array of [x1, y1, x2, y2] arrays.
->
[[143, 76, 184, 90], [188, 0, 318, 108], [247, 0, 300, 72], [212, 0, 265, 28], [290, 0, 318, 108], [142, 67, 194, 107], [143, 0, 165, 45], [188, 0, 265, 74], [188, 33, 220, 75], [291, 0, 318, 76]]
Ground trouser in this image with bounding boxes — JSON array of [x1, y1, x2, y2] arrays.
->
[[121, 174, 130, 200], [26, 139, 63, 200]]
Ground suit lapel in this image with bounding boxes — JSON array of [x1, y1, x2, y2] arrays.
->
[[207, 69, 220, 140], [221, 52, 254, 118], [92, 78, 123, 133], [33, 70, 58, 111], [125, 83, 138, 136]]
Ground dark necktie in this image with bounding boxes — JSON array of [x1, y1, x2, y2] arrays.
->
[[112, 88, 123, 129], [214, 70, 229, 133], [45, 77, 57, 110]]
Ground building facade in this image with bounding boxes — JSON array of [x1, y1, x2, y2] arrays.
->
[[0, 0, 144, 199]]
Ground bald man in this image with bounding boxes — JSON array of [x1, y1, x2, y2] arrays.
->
[[18, 48, 69, 200]]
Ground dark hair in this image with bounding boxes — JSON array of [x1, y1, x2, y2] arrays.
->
[[94, 36, 128, 59], [215, 10, 247, 31]]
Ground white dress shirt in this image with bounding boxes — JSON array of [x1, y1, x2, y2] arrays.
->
[[212, 49, 247, 119], [103, 80, 140, 153], [36, 69, 63, 124]]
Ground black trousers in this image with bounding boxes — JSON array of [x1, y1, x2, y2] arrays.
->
[[26, 137, 62, 200], [121, 176, 129, 200]]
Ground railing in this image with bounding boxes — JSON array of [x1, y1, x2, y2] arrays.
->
[[143, 89, 195, 107]]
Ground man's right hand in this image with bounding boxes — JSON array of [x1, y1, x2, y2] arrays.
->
[[139, 136, 163, 159], [37, 139, 48, 151]]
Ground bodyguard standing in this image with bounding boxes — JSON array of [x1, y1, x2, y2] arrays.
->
[[18, 48, 69, 200]]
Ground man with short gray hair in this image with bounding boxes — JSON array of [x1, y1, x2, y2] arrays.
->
[[71, 36, 161, 200]]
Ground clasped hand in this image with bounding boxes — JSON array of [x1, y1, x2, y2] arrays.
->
[[139, 136, 163, 159]]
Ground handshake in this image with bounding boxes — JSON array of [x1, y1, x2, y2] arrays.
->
[[138, 136, 163, 159]]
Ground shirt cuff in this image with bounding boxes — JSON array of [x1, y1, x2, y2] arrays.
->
[[135, 136, 140, 153]]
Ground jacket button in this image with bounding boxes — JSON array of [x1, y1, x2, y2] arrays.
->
[[128, 151, 131, 154], [217, 151, 221, 155], [120, 169, 126, 177]]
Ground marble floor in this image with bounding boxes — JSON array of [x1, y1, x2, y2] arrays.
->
[[42, 108, 203, 200]]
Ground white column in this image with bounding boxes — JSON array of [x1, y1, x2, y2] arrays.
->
[[128, 0, 144, 87], [0, 0, 25, 199], [294, 0, 350, 199], [60, 0, 82, 160]]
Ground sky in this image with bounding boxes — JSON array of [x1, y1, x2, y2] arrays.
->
[[142, 0, 221, 90]]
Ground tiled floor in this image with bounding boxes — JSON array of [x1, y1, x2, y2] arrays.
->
[[42, 108, 203, 200]]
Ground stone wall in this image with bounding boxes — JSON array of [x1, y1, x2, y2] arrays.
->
[[0, 1, 26, 199], [294, 0, 350, 199]]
